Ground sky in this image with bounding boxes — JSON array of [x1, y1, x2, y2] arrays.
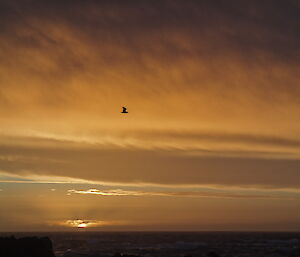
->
[[0, 0, 300, 231]]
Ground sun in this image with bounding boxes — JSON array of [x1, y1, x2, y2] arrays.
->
[[77, 223, 87, 228]]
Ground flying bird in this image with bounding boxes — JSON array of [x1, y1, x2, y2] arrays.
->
[[121, 106, 128, 113]]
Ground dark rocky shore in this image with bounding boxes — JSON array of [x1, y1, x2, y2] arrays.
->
[[0, 236, 55, 257]]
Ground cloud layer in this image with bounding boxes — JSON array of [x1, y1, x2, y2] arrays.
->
[[67, 188, 300, 200], [1, 135, 300, 188]]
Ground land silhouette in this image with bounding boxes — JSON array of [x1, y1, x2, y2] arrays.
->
[[0, 236, 55, 257]]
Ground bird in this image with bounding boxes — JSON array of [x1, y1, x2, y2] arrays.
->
[[121, 106, 128, 113]]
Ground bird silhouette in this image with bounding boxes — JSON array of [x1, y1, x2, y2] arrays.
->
[[121, 106, 128, 113]]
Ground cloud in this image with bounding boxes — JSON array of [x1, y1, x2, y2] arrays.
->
[[0, 0, 299, 156], [0, 0, 300, 164], [53, 219, 115, 228], [68, 189, 146, 196], [0, 0, 299, 195], [0, 0, 299, 120], [1, 133, 300, 189], [67, 188, 300, 200]]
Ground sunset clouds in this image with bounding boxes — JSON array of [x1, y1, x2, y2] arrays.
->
[[0, 0, 300, 231], [67, 188, 300, 200]]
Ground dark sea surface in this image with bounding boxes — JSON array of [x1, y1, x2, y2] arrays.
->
[[1, 232, 300, 257]]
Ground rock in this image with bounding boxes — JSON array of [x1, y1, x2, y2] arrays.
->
[[0, 236, 55, 257]]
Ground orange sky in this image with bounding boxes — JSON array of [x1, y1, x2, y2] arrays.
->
[[0, 0, 300, 231]]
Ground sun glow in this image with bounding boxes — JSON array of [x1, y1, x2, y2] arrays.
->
[[56, 219, 115, 229], [61, 219, 90, 228], [77, 223, 87, 228]]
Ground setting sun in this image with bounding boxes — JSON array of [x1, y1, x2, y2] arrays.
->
[[77, 223, 87, 229]]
